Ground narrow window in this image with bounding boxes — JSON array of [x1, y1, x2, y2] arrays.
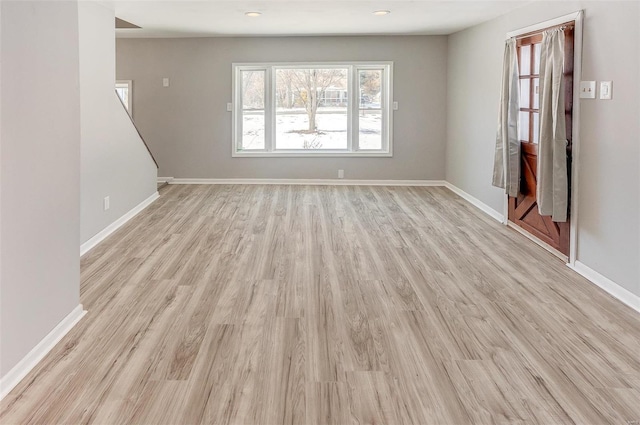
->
[[358, 68, 384, 150], [239, 69, 266, 150], [116, 80, 133, 115]]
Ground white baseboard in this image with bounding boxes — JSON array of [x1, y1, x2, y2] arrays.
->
[[443, 182, 505, 223], [157, 177, 174, 184], [80, 191, 160, 256], [568, 261, 640, 314], [0, 305, 86, 400], [168, 178, 446, 187]]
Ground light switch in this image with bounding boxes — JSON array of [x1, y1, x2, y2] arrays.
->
[[599, 81, 612, 100], [393, 101, 399, 110], [226, 103, 233, 112], [580, 81, 596, 99], [162, 78, 170, 87]]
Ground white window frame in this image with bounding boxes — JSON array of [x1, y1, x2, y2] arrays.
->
[[232, 62, 393, 157], [116, 80, 133, 116]]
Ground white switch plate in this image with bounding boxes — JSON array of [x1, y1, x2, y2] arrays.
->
[[580, 81, 596, 99], [338, 169, 344, 179], [227, 103, 233, 111], [599, 81, 612, 100], [162, 78, 170, 87], [393, 101, 399, 110], [103, 196, 110, 211]]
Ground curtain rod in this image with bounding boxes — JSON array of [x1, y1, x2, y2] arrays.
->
[[515, 22, 575, 40]]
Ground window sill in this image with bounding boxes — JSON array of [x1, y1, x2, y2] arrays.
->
[[232, 151, 393, 158]]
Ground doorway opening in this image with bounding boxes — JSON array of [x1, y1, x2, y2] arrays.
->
[[506, 15, 581, 260]]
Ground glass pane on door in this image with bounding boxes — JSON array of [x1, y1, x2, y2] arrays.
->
[[519, 111, 529, 142], [533, 44, 541, 74], [520, 79, 530, 108], [520, 45, 531, 74]]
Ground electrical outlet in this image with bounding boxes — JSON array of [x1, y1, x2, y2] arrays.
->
[[338, 169, 344, 179], [162, 78, 170, 87], [104, 196, 110, 211]]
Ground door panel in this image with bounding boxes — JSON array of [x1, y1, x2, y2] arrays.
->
[[509, 143, 568, 252]]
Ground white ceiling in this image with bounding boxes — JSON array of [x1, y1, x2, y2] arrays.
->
[[114, 1, 531, 38]]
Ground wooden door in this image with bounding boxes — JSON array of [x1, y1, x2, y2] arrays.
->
[[508, 25, 574, 256]]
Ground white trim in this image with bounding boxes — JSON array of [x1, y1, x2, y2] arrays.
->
[[230, 151, 393, 158], [568, 11, 584, 266], [80, 191, 160, 256], [168, 178, 445, 187], [568, 261, 640, 314], [506, 11, 583, 39], [0, 305, 86, 400], [157, 177, 174, 184], [443, 183, 504, 223]]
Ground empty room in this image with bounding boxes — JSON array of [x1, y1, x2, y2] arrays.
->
[[1, 0, 639, 424]]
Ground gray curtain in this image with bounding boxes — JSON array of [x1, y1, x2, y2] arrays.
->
[[492, 38, 520, 197], [537, 28, 569, 222]]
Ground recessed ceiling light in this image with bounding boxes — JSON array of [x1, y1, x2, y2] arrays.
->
[[245, 11, 261, 17], [373, 10, 390, 16]]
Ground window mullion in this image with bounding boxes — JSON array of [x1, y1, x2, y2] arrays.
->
[[264, 67, 274, 152]]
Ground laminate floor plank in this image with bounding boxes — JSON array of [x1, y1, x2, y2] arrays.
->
[[2, 185, 639, 425]]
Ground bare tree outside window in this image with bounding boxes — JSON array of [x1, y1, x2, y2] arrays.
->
[[242, 70, 264, 109], [276, 68, 347, 132]]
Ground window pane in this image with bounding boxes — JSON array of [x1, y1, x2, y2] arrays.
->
[[116, 87, 129, 110], [359, 109, 382, 150], [241, 112, 265, 150], [520, 45, 531, 74], [519, 79, 530, 109], [241, 70, 264, 109], [240, 70, 265, 150], [275, 68, 348, 150], [533, 78, 540, 109], [359, 69, 382, 109], [532, 112, 540, 144], [519, 111, 529, 141], [533, 43, 541, 74]]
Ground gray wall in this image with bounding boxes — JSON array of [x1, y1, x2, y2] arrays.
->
[[116, 36, 448, 180], [0, 1, 81, 377], [446, 1, 640, 296], [79, 2, 158, 245]]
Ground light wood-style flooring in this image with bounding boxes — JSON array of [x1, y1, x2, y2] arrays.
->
[[2, 184, 640, 425]]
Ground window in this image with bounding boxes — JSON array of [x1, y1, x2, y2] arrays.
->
[[233, 62, 393, 157], [116, 80, 133, 115]]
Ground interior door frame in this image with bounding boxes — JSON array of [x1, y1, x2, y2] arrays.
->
[[503, 10, 584, 266]]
